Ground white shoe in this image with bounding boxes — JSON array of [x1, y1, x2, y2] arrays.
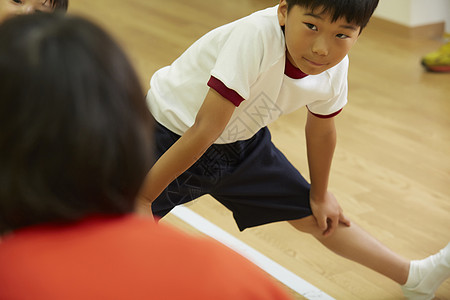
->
[[401, 243, 450, 300]]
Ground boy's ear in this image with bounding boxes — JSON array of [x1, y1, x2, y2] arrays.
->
[[277, 0, 288, 27]]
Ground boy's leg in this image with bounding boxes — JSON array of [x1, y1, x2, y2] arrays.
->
[[202, 126, 449, 298], [209, 127, 408, 283], [288, 216, 409, 284], [289, 217, 450, 299]]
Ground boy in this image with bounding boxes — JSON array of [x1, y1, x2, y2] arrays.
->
[[0, 13, 292, 300], [141, 0, 450, 298], [0, 0, 68, 22]]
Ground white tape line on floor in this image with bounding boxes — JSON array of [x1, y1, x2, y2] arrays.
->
[[170, 205, 335, 300]]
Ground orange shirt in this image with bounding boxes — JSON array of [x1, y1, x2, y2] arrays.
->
[[0, 214, 292, 300]]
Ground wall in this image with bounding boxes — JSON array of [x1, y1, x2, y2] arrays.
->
[[373, 0, 450, 32]]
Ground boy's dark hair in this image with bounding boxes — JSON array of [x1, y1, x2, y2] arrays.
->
[[286, 0, 379, 30], [0, 13, 154, 234], [47, 0, 69, 11]]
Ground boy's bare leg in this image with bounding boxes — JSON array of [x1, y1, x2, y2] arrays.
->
[[289, 216, 450, 299], [289, 216, 410, 284]]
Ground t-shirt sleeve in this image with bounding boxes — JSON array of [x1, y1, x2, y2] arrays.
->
[[207, 75, 245, 106], [306, 56, 349, 118], [207, 20, 272, 106], [306, 82, 347, 118]]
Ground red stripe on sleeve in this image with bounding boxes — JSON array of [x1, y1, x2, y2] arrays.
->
[[207, 76, 245, 107], [307, 107, 343, 119]]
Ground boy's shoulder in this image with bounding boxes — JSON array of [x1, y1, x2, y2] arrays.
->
[[241, 6, 280, 32], [216, 5, 280, 38], [213, 5, 284, 61]]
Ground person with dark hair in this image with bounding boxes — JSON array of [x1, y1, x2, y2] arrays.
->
[[0, 0, 68, 23], [139, 0, 450, 298], [0, 13, 294, 300]]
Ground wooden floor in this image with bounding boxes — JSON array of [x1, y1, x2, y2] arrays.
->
[[70, 1, 450, 299]]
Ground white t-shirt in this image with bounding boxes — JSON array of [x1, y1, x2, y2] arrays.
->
[[147, 5, 348, 144]]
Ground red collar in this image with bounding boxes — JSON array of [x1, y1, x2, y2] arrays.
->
[[284, 57, 308, 79]]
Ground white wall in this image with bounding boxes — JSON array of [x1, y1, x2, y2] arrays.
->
[[374, 0, 450, 32]]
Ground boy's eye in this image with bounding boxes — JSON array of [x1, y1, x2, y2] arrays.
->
[[11, 0, 24, 4], [336, 33, 349, 39], [304, 23, 318, 31]]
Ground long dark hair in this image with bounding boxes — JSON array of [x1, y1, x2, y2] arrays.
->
[[0, 13, 154, 234]]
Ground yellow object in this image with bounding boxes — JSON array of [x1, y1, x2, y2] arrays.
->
[[421, 34, 450, 72]]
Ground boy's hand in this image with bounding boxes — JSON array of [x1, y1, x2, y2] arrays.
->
[[310, 192, 351, 237]]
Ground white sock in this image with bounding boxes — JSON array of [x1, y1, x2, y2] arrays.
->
[[401, 242, 450, 300]]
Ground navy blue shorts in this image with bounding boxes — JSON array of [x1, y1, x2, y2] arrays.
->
[[151, 123, 313, 231]]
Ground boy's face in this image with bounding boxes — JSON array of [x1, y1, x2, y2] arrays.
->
[[0, 0, 53, 23], [278, 0, 360, 75]]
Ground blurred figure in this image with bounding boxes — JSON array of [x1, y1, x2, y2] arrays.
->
[[0, 13, 292, 300]]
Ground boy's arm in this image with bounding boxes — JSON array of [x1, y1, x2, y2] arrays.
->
[[305, 111, 350, 237], [138, 88, 236, 208]]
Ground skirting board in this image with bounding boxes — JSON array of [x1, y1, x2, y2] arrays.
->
[[368, 16, 445, 39]]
